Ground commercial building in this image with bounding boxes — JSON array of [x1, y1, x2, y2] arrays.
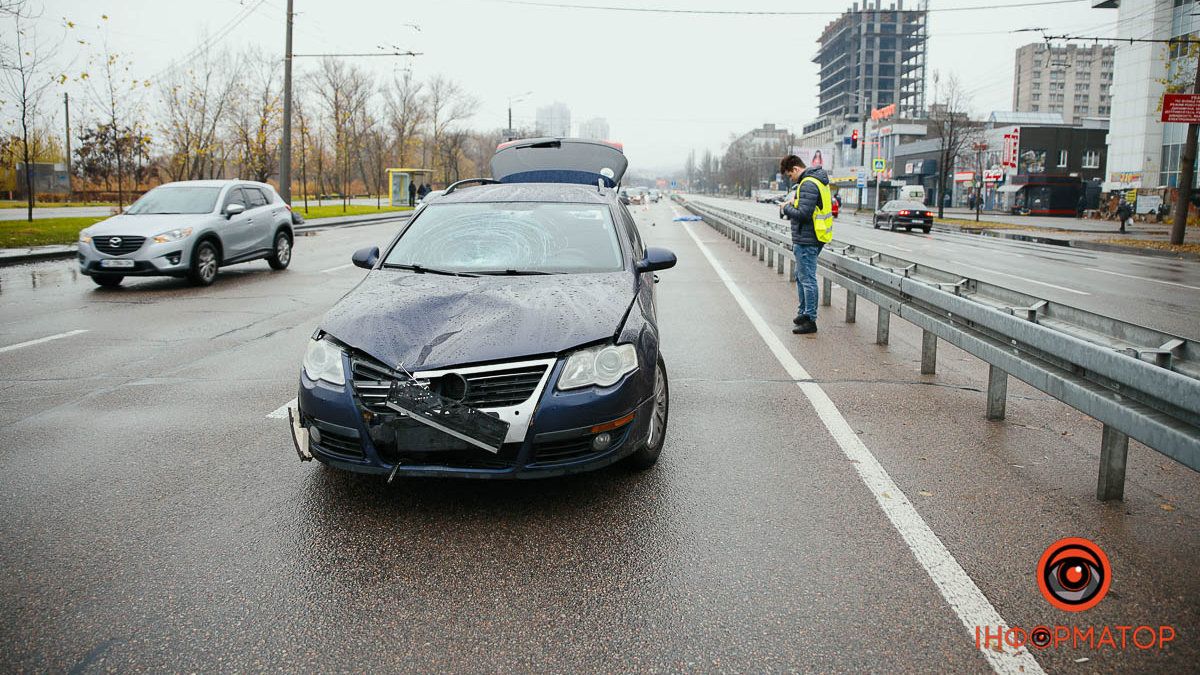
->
[[813, 0, 928, 123], [577, 117, 610, 141], [1093, 0, 1198, 189], [535, 102, 571, 138], [1012, 42, 1115, 124]]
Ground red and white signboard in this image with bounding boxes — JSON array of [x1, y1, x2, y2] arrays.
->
[[983, 169, 1004, 183], [1001, 128, 1020, 169], [1162, 94, 1200, 123], [954, 171, 975, 183]]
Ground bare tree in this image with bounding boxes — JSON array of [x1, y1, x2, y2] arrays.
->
[[927, 71, 980, 218], [309, 58, 372, 210], [425, 74, 477, 183], [229, 48, 281, 183], [1, 5, 58, 220], [383, 69, 426, 168], [159, 45, 241, 181]]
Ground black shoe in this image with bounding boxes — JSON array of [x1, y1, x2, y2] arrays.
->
[[793, 314, 806, 325], [792, 318, 817, 334]]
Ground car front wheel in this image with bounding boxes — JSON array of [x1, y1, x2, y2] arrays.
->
[[625, 357, 668, 470], [187, 240, 220, 286], [268, 230, 292, 270]]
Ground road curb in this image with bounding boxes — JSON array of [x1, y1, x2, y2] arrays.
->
[[0, 212, 412, 267], [942, 225, 1200, 261]]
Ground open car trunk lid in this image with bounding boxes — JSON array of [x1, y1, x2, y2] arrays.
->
[[490, 138, 628, 188]]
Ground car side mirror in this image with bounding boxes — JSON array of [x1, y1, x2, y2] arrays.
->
[[224, 203, 245, 219], [636, 247, 677, 273], [352, 246, 379, 270]]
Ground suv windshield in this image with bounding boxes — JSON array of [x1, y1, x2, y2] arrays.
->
[[383, 202, 624, 274], [127, 186, 222, 215]]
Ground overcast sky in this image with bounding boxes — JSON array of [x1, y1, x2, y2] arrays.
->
[[22, 0, 1117, 174]]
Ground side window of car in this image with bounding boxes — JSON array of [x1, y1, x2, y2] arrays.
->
[[223, 187, 246, 210], [245, 187, 268, 208], [619, 206, 645, 259]]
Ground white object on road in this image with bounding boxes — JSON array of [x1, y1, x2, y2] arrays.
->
[[267, 398, 296, 419], [0, 329, 89, 354]]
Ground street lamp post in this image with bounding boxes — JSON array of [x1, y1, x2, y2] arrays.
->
[[507, 91, 533, 140], [972, 141, 989, 223]]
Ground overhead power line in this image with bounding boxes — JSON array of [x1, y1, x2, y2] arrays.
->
[[1041, 34, 1198, 45], [485, 0, 1085, 16]]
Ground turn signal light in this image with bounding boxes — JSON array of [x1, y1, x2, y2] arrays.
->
[[590, 412, 635, 434]]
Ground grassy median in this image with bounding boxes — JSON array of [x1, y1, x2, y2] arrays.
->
[[293, 203, 412, 219]]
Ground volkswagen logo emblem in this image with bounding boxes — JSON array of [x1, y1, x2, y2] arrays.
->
[[109, 237, 122, 248]]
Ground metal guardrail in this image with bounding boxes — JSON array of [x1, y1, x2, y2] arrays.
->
[[677, 195, 1200, 501]]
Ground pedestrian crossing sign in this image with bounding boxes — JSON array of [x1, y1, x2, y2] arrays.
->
[[872, 158, 886, 173]]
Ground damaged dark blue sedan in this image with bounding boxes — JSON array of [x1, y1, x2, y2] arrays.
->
[[289, 138, 676, 479]]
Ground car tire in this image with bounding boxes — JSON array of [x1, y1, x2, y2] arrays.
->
[[889, 217, 897, 232], [92, 275, 123, 288], [187, 239, 220, 286], [872, 216, 880, 229], [625, 356, 669, 471], [268, 230, 292, 270], [923, 226, 932, 234]]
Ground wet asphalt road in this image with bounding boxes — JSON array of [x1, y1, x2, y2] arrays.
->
[[0, 201, 1197, 672], [694, 195, 1200, 340]]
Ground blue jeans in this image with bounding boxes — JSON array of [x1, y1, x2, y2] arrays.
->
[[794, 244, 821, 321]]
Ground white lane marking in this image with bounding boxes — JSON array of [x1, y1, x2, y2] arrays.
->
[[1085, 267, 1200, 291], [267, 398, 296, 419], [886, 244, 913, 252], [971, 266, 1091, 296], [320, 263, 354, 274], [0, 329, 89, 354], [679, 217, 1044, 675]]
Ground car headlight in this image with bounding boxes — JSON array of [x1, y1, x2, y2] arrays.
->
[[302, 337, 346, 386], [79, 230, 92, 244], [557, 344, 638, 390], [153, 227, 193, 244]]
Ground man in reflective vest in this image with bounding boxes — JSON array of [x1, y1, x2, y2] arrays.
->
[[780, 154, 833, 334]]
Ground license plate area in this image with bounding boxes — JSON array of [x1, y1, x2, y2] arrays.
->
[[100, 259, 135, 268]]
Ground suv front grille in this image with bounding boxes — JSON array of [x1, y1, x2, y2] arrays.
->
[[351, 357, 548, 412], [93, 235, 146, 255]]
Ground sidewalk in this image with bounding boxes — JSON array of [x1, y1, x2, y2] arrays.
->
[[0, 210, 410, 267], [930, 211, 1198, 260]]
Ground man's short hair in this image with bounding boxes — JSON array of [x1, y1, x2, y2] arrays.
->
[[780, 154, 806, 174]]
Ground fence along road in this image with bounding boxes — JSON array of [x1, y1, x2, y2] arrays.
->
[[678, 196, 1200, 501]]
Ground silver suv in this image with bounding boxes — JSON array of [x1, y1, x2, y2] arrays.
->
[[78, 180, 294, 287]]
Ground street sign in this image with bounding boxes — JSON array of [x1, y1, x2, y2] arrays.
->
[[872, 158, 886, 173], [1161, 94, 1200, 123]]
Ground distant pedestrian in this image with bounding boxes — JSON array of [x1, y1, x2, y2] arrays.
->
[[1156, 201, 1168, 223], [1076, 194, 1086, 219], [779, 154, 833, 335], [408, 181, 417, 206], [1116, 199, 1133, 234]]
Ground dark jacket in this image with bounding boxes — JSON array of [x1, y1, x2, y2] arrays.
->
[[782, 166, 830, 246], [1116, 201, 1133, 219]]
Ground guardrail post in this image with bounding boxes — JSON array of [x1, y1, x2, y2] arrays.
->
[[876, 307, 890, 345], [788, 257, 796, 280], [1097, 425, 1129, 501], [758, 242, 766, 262], [777, 248, 785, 275], [767, 247, 774, 267], [821, 277, 832, 307], [845, 290, 857, 323], [921, 331, 937, 374], [986, 365, 1008, 420]]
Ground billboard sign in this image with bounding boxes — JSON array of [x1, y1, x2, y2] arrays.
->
[[1001, 128, 1020, 169], [790, 146, 830, 168], [1161, 94, 1200, 123]]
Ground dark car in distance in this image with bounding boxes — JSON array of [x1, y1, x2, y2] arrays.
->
[[289, 138, 676, 479], [873, 200, 934, 233]]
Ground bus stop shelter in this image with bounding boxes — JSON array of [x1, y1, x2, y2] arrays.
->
[[387, 168, 434, 207]]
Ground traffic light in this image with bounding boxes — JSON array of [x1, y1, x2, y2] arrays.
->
[[851, 129, 859, 149]]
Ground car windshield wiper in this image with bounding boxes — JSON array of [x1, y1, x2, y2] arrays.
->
[[381, 263, 479, 277], [474, 269, 558, 276]]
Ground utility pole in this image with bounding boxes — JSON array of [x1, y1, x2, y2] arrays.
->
[[63, 92, 72, 200], [1171, 41, 1200, 245], [857, 112, 867, 212], [278, 0, 294, 204], [973, 141, 988, 223]]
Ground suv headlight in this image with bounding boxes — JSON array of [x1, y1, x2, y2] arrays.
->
[[79, 229, 92, 243], [153, 227, 193, 244], [302, 337, 346, 386], [557, 344, 638, 390]]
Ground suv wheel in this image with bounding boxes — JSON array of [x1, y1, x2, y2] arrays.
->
[[187, 240, 220, 286], [268, 230, 292, 270], [625, 357, 668, 470], [92, 275, 123, 288]]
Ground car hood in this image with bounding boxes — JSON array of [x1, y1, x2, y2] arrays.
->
[[85, 213, 215, 236], [322, 271, 636, 371]]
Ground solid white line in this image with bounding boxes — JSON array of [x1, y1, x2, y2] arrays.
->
[[886, 244, 913, 252], [320, 263, 354, 274], [1085, 267, 1200, 291], [680, 220, 1044, 675], [267, 398, 296, 419], [972, 266, 1091, 296], [0, 329, 89, 354]]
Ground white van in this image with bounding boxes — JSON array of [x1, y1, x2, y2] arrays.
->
[[898, 185, 925, 202]]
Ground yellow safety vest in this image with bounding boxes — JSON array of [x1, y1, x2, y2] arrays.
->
[[793, 176, 834, 244]]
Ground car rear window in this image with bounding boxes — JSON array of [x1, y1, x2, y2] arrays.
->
[[126, 186, 222, 215], [384, 202, 624, 274]]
